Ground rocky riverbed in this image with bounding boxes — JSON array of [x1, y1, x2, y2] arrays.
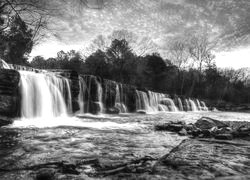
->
[[0, 112, 249, 179]]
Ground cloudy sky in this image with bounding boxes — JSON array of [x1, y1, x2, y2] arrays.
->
[[30, 0, 250, 69]]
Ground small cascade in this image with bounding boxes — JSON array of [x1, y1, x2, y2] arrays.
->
[[135, 90, 178, 112], [78, 75, 104, 114], [136, 90, 151, 111], [196, 99, 202, 111], [201, 101, 209, 111], [0, 59, 11, 69], [115, 84, 128, 113], [177, 98, 184, 111], [97, 80, 104, 113], [184, 99, 191, 111], [160, 98, 178, 111], [20, 71, 72, 118], [78, 76, 87, 114], [189, 99, 198, 111]]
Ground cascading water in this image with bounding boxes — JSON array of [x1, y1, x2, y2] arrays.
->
[[115, 84, 128, 113], [177, 98, 184, 111], [135, 90, 178, 112], [78, 76, 87, 114], [201, 101, 209, 111], [196, 99, 202, 111], [20, 71, 72, 118], [78, 75, 104, 114], [189, 99, 198, 111], [136, 90, 151, 111]]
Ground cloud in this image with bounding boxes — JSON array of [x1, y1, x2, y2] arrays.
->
[[32, 0, 250, 58]]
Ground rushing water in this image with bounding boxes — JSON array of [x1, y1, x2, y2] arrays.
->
[[19, 71, 72, 118], [1, 111, 250, 179]]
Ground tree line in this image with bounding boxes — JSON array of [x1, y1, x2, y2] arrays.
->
[[1, 1, 250, 105], [29, 36, 250, 105]]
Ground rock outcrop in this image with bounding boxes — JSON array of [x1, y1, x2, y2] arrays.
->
[[153, 138, 250, 180], [0, 69, 20, 126]]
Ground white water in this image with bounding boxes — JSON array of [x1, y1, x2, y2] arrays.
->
[[115, 84, 128, 113], [189, 99, 198, 111], [19, 71, 72, 118], [136, 90, 178, 112], [177, 98, 184, 111], [12, 116, 144, 130]]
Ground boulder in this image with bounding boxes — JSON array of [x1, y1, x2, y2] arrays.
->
[[194, 117, 228, 130]]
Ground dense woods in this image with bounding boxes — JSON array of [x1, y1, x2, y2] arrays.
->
[[29, 36, 250, 105]]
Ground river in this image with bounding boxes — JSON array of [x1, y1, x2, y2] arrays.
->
[[0, 111, 250, 179]]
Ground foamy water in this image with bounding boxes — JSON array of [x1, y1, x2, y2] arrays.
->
[[11, 116, 145, 130]]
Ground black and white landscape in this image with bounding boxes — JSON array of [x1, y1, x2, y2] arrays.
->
[[0, 0, 250, 179]]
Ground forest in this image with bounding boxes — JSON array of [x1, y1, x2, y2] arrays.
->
[[1, 0, 250, 105]]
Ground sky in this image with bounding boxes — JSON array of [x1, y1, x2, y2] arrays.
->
[[29, 0, 250, 69]]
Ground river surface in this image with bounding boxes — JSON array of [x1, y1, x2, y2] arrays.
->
[[0, 111, 250, 179]]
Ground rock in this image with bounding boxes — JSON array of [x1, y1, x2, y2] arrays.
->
[[155, 123, 184, 132], [178, 128, 188, 136], [233, 126, 250, 138], [36, 168, 56, 180], [200, 129, 212, 138], [0, 116, 13, 127], [153, 139, 250, 179], [106, 107, 120, 114], [0, 95, 19, 117], [194, 117, 228, 130], [136, 110, 147, 114], [214, 134, 233, 140]]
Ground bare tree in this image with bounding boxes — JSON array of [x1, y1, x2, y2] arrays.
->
[[188, 33, 215, 73], [84, 29, 157, 57], [168, 39, 189, 69]]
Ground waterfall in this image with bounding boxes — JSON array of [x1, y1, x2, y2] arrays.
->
[[177, 98, 184, 111], [201, 101, 209, 111], [20, 71, 72, 118], [0, 59, 11, 69], [135, 90, 178, 112], [136, 90, 151, 111], [196, 99, 202, 111], [78, 76, 87, 114], [115, 84, 128, 113], [78, 75, 104, 114], [189, 99, 198, 111]]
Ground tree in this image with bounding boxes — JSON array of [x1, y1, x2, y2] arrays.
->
[[144, 53, 167, 91], [84, 49, 109, 77], [188, 33, 215, 73], [0, 15, 33, 64], [168, 39, 189, 69], [106, 39, 136, 83], [30, 55, 46, 69], [84, 30, 157, 57]]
